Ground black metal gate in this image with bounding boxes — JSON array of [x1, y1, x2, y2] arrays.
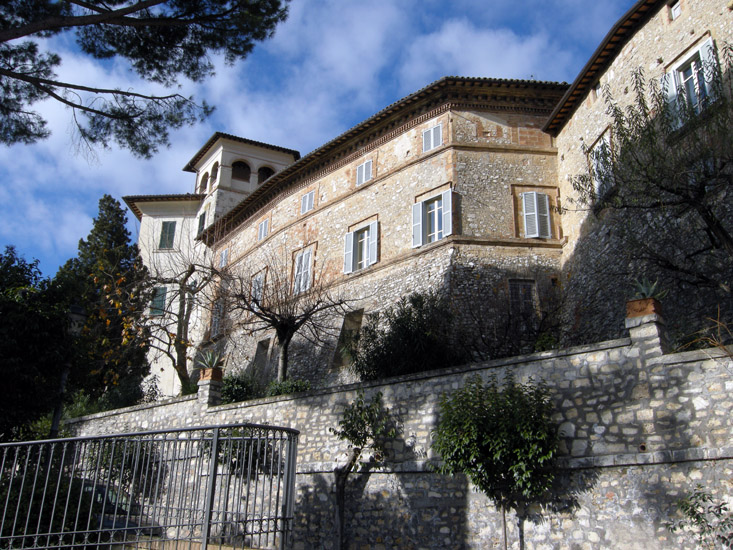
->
[[0, 424, 299, 550]]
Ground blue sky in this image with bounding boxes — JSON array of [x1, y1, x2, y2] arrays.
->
[[0, 0, 637, 277]]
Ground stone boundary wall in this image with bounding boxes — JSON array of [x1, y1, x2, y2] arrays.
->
[[68, 313, 733, 549]]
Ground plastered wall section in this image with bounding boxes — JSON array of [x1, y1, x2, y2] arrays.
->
[[67, 321, 733, 550], [555, 0, 733, 264], [138, 202, 210, 396]]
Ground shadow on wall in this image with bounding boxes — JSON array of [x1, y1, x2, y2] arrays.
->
[[444, 261, 564, 360]]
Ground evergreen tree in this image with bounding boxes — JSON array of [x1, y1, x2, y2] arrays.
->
[[55, 195, 150, 409], [0, 0, 289, 156], [0, 246, 67, 440]]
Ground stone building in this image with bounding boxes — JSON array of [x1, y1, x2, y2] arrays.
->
[[548, 0, 733, 346], [126, 0, 733, 395]]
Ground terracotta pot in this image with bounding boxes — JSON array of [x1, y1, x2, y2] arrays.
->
[[199, 367, 223, 382], [626, 297, 662, 318]]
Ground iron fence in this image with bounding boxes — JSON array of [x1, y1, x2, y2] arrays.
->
[[0, 424, 299, 550]]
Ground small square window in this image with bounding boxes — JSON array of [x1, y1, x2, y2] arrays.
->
[[301, 191, 315, 214], [258, 219, 269, 241], [158, 221, 176, 249], [422, 124, 442, 153], [356, 160, 372, 186]]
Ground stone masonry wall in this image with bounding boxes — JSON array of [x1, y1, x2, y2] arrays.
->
[[68, 313, 733, 549]]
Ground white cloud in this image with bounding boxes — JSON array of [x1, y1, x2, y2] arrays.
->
[[0, 0, 636, 276], [397, 19, 575, 92]]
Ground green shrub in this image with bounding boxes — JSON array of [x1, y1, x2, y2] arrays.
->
[[221, 370, 265, 404], [266, 378, 311, 397], [345, 291, 459, 380]]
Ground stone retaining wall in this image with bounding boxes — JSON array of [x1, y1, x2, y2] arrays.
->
[[68, 313, 733, 549]]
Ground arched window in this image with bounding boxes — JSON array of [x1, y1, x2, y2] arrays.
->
[[232, 161, 251, 182], [199, 172, 209, 194], [258, 166, 275, 184], [210, 162, 219, 183]]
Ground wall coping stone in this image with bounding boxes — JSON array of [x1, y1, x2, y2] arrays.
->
[[647, 346, 733, 367], [297, 446, 733, 476], [65, 394, 198, 425]]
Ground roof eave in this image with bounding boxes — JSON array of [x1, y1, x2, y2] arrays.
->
[[543, 0, 664, 135]]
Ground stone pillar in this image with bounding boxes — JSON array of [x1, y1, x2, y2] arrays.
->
[[197, 368, 223, 407], [625, 301, 669, 359]]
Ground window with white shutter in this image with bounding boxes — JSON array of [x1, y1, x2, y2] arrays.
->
[[251, 271, 265, 310], [522, 192, 551, 239], [293, 247, 312, 294], [412, 190, 453, 248], [219, 248, 229, 268], [422, 124, 443, 153], [258, 219, 269, 241], [356, 160, 373, 186], [589, 130, 612, 198], [301, 191, 315, 214], [344, 221, 378, 274], [663, 38, 716, 125]]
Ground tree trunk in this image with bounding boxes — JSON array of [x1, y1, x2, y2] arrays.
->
[[695, 202, 733, 258], [334, 447, 361, 550], [276, 334, 291, 382]]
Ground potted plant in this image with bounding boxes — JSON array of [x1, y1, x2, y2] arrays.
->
[[626, 278, 667, 318], [196, 350, 225, 382]]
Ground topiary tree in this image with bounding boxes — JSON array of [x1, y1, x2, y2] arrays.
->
[[330, 390, 396, 550], [432, 374, 558, 550]]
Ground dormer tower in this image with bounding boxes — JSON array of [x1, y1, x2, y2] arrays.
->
[[183, 133, 300, 236]]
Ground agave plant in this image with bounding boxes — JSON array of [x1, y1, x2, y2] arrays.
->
[[196, 350, 225, 370], [632, 277, 668, 300]]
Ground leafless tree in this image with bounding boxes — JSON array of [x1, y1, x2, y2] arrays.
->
[[140, 218, 220, 390], [220, 246, 350, 382]]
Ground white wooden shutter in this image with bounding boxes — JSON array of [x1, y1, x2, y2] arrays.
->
[[356, 160, 372, 185], [422, 128, 431, 152], [536, 193, 551, 238], [412, 202, 423, 247], [368, 221, 378, 265], [699, 37, 716, 99], [523, 192, 539, 238], [301, 249, 312, 291], [343, 232, 354, 274], [433, 124, 442, 149], [661, 69, 681, 128], [441, 190, 452, 237], [294, 252, 304, 292]]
